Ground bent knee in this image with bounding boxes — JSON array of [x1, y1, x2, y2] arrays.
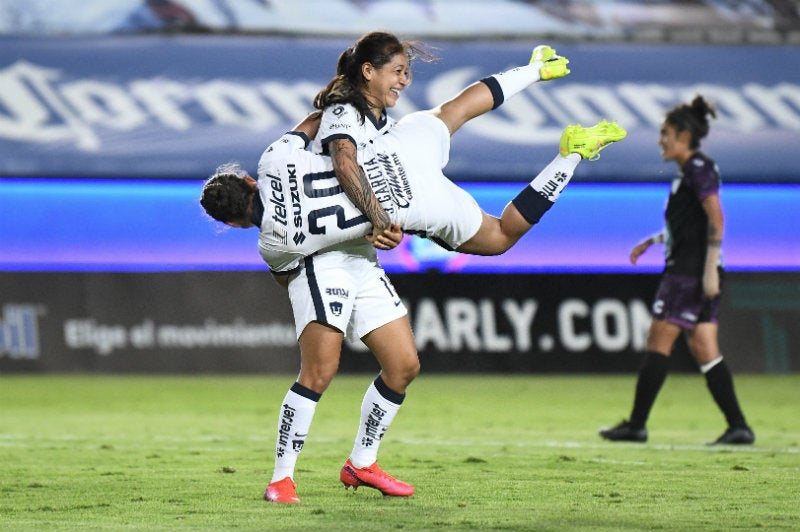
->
[[689, 341, 717, 363], [397, 353, 421, 383], [385, 355, 421, 390], [298, 367, 338, 394], [406, 356, 421, 381]]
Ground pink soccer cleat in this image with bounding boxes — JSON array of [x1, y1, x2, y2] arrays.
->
[[340, 458, 414, 497], [264, 476, 300, 503]]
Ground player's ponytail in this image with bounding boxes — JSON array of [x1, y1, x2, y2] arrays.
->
[[336, 46, 356, 76], [313, 44, 371, 123], [689, 95, 715, 142]]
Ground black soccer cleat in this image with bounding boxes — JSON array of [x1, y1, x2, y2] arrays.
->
[[598, 420, 648, 442], [709, 426, 755, 445]]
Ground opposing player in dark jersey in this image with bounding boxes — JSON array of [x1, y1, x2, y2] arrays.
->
[[598, 95, 754, 445]]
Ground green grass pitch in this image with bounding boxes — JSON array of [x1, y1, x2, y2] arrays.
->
[[1, 374, 798, 530]]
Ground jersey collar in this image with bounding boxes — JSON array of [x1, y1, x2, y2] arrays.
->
[[367, 109, 388, 130]]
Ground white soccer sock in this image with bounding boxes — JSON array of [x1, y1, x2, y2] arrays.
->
[[349, 380, 403, 468], [490, 62, 543, 102], [270, 385, 319, 483], [529, 153, 581, 202], [700, 355, 724, 374]]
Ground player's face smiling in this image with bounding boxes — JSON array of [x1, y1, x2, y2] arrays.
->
[[363, 52, 410, 113], [658, 122, 689, 163]]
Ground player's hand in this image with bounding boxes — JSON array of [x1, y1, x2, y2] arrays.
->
[[367, 223, 404, 250]]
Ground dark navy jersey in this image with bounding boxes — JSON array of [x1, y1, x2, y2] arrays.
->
[[664, 151, 721, 276]]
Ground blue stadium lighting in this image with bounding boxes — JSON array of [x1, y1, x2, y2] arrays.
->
[[1, 179, 797, 273]]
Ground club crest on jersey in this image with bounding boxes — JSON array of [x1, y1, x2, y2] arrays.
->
[[329, 301, 343, 316]]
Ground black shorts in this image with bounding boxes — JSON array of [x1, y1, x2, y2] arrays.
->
[[651, 272, 721, 329]]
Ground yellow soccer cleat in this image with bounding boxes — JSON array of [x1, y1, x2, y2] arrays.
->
[[559, 120, 627, 160], [530, 44, 570, 80], [530, 44, 557, 63]]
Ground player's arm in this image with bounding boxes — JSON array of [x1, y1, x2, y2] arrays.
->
[[629, 230, 665, 265], [701, 194, 724, 298], [329, 138, 390, 237], [291, 112, 322, 139]]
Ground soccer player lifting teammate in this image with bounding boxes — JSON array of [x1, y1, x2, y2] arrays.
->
[[201, 33, 626, 504], [206, 34, 626, 274]]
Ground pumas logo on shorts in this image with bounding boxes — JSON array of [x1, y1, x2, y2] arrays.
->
[[329, 301, 343, 316]]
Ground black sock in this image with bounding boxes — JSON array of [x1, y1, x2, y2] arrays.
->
[[480, 77, 504, 109], [510, 186, 553, 225], [704, 360, 747, 428], [629, 351, 670, 428]]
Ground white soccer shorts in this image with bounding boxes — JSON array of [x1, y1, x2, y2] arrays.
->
[[375, 111, 484, 250], [286, 245, 407, 342]]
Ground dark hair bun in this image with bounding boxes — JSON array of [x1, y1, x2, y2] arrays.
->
[[689, 95, 715, 141]]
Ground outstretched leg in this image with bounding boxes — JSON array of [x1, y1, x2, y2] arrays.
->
[[457, 121, 627, 256], [431, 45, 569, 135]]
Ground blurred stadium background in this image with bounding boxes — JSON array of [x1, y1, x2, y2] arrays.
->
[[1, 0, 798, 374]]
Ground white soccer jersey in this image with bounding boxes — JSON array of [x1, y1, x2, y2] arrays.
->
[[257, 133, 372, 273], [257, 112, 483, 273], [315, 102, 396, 156]]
